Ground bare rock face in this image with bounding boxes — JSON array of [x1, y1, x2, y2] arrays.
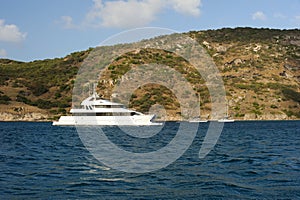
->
[[0, 112, 15, 121], [259, 113, 288, 120], [233, 58, 243, 65], [225, 58, 244, 66], [243, 113, 256, 120], [23, 113, 49, 121], [216, 45, 227, 53], [243, 112, 288, 120], [0, 112, 49, 121], [202, 41, 211, 49]]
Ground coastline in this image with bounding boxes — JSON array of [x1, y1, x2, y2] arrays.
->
[[1, 28, 299, 125], [1, 117, 299, 123], [1, 109, 299, 122]]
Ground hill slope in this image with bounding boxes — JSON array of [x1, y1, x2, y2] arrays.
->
[[0, 28, 299, 121]]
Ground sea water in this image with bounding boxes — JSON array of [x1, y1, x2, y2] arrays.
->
[[0, 121, 299, 199]]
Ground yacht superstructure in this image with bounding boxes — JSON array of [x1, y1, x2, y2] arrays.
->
[[52, 92, 161, 126]]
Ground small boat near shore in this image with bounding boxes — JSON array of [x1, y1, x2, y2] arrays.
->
[[189, 118, 208, 123], [52, 90, 162, 126], [217, 118, 235, 123]]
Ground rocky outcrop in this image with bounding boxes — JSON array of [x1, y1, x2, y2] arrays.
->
[[0, 112, 49, 121], [216, 45, 227, 53], [243, 113, 289, 120]]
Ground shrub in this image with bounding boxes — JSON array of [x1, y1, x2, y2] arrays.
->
[[35, 99, 54, 109], [56, 101, 70, 108], [282, 88, 300, 103], [29, 84, 49, 96], [270, 105, 278, 109], [16, 94, 32, 105], [283, 109, 294, 117], [58, 108, 67, 114], [253, 102, 260, 109], [0, 95, 11, 104], [55, 92, 62, 99]]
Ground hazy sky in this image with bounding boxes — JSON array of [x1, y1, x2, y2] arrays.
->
[[0, 0, 299, 61]]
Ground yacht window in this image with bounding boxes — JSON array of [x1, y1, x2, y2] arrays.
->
[[96, 105, 110, 108], [94, 105, 124, 108], [73, 113, 95, 116], [112, 105, 124, 108], [95, 105, 104, 108]]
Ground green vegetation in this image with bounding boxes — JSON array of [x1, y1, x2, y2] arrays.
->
[[282, 88, 300, 103], [190, 27, 299, 44], [0, 94, 11, 104], [234, 83, 264, 93], [129, 84, 180, 113], [0, 50, 89, 90], [0, 28, 299, 120], [283, 109, 300, 118], [270, 105, 278, 109]]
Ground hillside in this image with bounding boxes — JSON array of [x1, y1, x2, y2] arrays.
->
[[0, 27, 299, 121]]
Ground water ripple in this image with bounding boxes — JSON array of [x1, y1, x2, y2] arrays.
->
[[0, 121, 299, 199]]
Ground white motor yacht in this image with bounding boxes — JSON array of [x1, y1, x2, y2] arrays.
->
[[52, 91, 162, 126]]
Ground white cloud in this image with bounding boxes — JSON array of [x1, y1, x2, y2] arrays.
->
[[169, 0, 201, 17], [0, 49, 7, 57], [252, 11, 267, 21], [86, 0, 163, 28], [0, 19, 27, 43], [61, 16, 77, 29], [61, 0, 202, 29]]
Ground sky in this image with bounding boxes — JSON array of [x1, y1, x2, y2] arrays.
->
[[0, 0, 299, 62]]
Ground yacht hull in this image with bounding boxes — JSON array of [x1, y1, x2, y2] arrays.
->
[[217, 119, 235, 122], [52, 115, 162, 126]]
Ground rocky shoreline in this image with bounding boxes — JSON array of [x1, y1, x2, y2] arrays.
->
[[0, 112, 50, 122], [0, 111, 298, 122]]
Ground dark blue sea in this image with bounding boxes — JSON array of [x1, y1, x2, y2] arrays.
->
[[0, 121, 299, 199]]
